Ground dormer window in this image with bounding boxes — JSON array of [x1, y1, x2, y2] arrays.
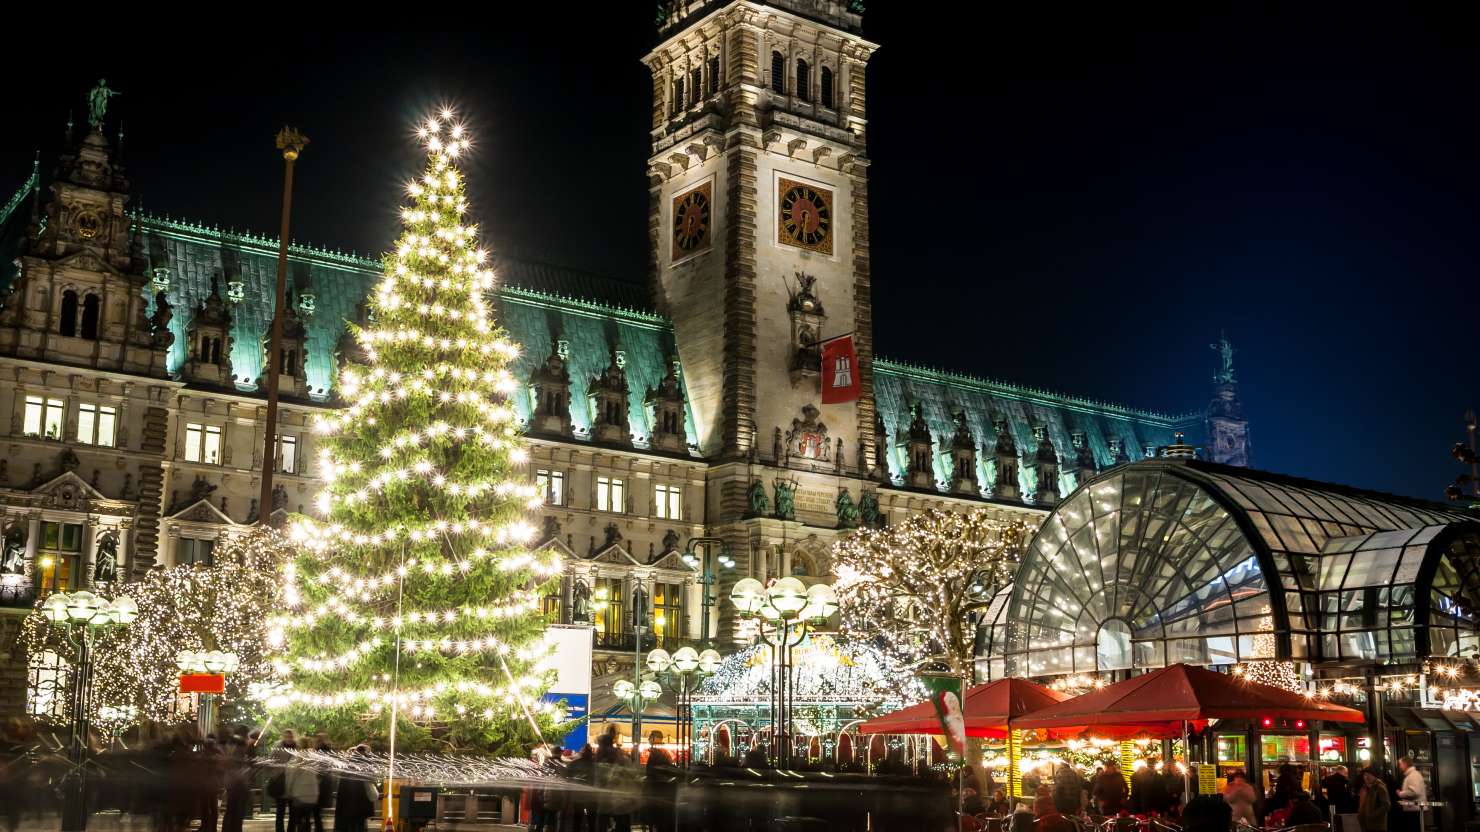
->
[[771, 51, 786, 94]]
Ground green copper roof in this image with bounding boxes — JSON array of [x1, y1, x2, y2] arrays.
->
[[136, 213, 381, 399], [875, 359, 1203, 496], [0, 162, 39, 291]]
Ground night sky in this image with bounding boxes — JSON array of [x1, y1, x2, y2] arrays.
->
[[2, 7, 1475, 500]]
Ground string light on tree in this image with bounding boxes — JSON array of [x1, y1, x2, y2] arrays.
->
[[273, 109, 561, 754]]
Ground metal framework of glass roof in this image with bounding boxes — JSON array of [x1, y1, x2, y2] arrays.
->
[[983, 459, 1480, 679]]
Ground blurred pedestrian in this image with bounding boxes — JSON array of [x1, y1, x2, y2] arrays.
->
[[284, 749, 320, 832], [562, 744, 596, 832], [1052, 762, 1083, 814], [1092, 762, 1129, 816], [595, 730, 639, 832], [644, 731, 676, 832], [313, 736, 334, 832], [334, 746, 378, 832], [1033, 784, 1056, 817], [270, 733, 298, 832], [222, 729, 252, 832], [1131, 758, 1170, 815], [1223, 769, 1256, 828]]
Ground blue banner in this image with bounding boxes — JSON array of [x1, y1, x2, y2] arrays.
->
[[544, 692, 589, 752]]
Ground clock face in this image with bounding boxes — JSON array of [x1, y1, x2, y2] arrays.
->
[[671, 181, 712, 260], [777, 178, 833, 255], [74, 211, 101, 240]]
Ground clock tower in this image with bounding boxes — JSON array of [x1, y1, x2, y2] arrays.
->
[[644, 0, 878, 472]]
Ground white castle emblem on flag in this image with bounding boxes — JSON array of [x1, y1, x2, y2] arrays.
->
[[832, 355, 853, 388]]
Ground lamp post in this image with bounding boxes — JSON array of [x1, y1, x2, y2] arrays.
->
[[682, 537, 735, 644], [728, 578, 836, 769], [176, 649, 240, 738], [612, 677, 662, 759], [647, 645, 722, 767], [41, 590, 137, 832], [258, 126, 308, 526], [629, 581, 651, 762]]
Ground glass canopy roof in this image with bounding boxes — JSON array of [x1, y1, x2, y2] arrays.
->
[[989, 459, 1479, 678]]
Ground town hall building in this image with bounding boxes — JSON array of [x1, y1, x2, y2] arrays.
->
[[0, 0, 1248, 720]]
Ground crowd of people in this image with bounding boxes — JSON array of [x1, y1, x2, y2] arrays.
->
[[0, 717, 381, 832], [956, 756, 1434, 832]]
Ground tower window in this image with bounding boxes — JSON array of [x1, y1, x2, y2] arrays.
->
[[771, 51, 785, 94], [77, 402, 116, 447], [672, 77, 685, 116], [707, 55, 720, 95], [59, 290, 78, 337], [24, 396, 65, 439], [690, 67, 702, 105], [797, 59, 811, 102], [80, 294, 100, 340], [821, 66, 834, 109], [596, 476, 625, 513]]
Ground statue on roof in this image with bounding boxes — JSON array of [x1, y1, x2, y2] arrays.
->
[[1210, 331, 1237, 385], [87, 80, 119, 129]]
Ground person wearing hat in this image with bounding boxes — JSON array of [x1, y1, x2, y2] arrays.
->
[[1359, 768, 1391, 832]]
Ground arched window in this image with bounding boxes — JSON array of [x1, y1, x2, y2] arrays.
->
[[690, 67, 702, 105], [80, 294, 101, 340], [708, 55, 720, 95], [770, 51, 785, 94], [672, 77, 685, 116], [820, 66, 834, 109], [59, 290, 78, 337], [796, 59, 811, 102]]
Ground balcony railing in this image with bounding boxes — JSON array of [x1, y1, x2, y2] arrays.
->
[[0, 578, 36, 609]]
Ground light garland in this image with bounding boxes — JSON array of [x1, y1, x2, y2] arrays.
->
[[273, 109, 562, 754], [832, 507, 1027, 673]]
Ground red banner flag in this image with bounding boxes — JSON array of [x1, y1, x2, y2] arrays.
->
[[179, 673, 225, 694], [820, 335, 861, 404]]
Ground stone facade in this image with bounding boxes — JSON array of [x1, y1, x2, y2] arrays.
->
[[0, 0, 1249, 720]]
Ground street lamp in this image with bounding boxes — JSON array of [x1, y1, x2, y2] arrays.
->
[[682, 537, 735, 644], [176, 649, 240, 738], [647, 645, 723, 767], [729, 578, 835, 769], [44, 591, 135, 832], [611, 677, 661, 755]]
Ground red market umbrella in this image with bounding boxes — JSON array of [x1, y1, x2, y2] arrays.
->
[[859, 677, 1068, 738], [1012, 663, 1365, 737]]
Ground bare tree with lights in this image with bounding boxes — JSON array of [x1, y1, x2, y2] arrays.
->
[[832, 508, 1026, 675], [274, 111, 561, 754], [23, 528, 290, 732]]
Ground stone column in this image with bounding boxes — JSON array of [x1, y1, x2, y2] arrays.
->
[[80, 517, 96, 589]]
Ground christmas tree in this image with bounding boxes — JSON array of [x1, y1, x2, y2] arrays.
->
[[272, 111, 563, 753]]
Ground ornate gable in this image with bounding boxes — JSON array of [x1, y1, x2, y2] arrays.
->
[[591, 543, 640, 567], [536, 536, 577, 559], [30, 471, 106, 511], [167, 498, 237, 526], [648, 549, 697, 573]]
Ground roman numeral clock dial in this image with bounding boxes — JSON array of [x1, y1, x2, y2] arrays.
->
[[778, 178, 833, 255], [671, 181, 712, 260]]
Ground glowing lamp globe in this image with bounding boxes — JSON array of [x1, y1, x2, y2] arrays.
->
[[203, 651, 229, 673], [66, 590, 101, 624], [111, 594, 138, 626], [41, 593, 70, 624], [646, 648, 672, 674], [698, 648, 722, 674], [804, 583, 838, 620], [672, 646, 700, 673], [613, 680, 635, 701], [222, 652, 241, 673], [730, 578, 765, 615], [768, 577, 808, 617], [176, 650, 201, 673], [640, 680, 662, 701]]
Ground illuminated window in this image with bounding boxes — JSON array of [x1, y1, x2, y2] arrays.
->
[[655, 485, 682, 520], [76, 403, 116, 447], [177, 538, 215, 567], [593, 577, 624, 642], [36, 521, 82, 596], [820, 66, 834, 109], [536, 469, 565, 506], [796, 59, 811, 102], [597, 477, 625, 513], [24, 396, 65, 440], [184, 423, 222, 465], [277, 435, 298, 474], [654, 582, 683, 646], [771, 51, 785, 94], [26, 649, 69, 719]]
